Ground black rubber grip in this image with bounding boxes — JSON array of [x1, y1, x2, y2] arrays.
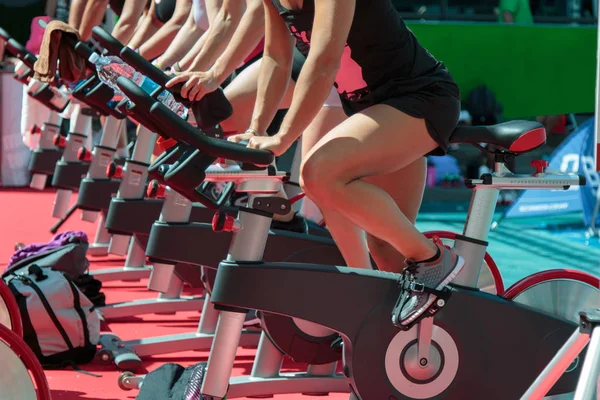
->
[[74, 42, 96, 71], [91, 27, 124, 56], [120, 47, 169, 87], [117, 76, 274, 166]]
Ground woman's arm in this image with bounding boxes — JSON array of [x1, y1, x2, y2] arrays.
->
[[178, 28, 210, 70], [165, 0, 264, 100], [153, 9, 204, 70], [78, 0, 110, 41], [127, 1, 161, 50], [275, 0, 353, 145], [247, 0, 296, 135], [185, 0, 245, 71], [68, 0, 87, 30], [210, 0, 264, 83], [111, 0, 147, 43], [174, 0, 222, 70], [138, 0, 192, 60]]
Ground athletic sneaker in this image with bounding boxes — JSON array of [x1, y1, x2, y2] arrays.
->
[[395, 238, 464, 327], [271, 213, 309, 234]]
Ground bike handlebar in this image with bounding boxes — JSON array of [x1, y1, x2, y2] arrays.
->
[[6, 39, 37, 69], [116, 76, 274, 166]]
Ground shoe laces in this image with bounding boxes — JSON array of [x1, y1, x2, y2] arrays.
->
[[402, 236, 444, 278]]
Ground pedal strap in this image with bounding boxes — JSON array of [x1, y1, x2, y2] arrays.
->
[[391, 277, 452, 331], [398, 278, 448, 298]]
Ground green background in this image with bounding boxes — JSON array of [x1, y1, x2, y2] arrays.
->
[[407, 22, 598, 118]]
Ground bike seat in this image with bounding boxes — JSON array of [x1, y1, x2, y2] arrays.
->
[[449, 120, 546, 153]]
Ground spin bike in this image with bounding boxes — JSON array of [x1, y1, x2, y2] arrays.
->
[[119, 78, 600, 400], [114, 78, 501, 396]]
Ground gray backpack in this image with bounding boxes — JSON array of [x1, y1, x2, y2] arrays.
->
[[3, 264, 100, 368]]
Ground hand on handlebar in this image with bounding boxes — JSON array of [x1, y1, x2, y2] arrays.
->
[[165, 70, 219, 102], [228, 132, 289, 157]]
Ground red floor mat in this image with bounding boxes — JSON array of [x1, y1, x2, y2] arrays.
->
[[0, 188, 349, 400]]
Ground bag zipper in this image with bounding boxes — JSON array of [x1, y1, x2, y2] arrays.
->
[[18, 275, 74, 350]]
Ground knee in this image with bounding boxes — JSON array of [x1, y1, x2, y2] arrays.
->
[[300, 154, 336, 205]]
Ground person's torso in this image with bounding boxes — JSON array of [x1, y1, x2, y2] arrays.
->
[[270, 0, 459, 107]]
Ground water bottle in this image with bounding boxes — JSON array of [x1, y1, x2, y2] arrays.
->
[[88, 53, 188, 119]]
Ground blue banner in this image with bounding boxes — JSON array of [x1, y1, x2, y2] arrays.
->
[[579, 118, 600, 227], [503, 118, 594, 219]]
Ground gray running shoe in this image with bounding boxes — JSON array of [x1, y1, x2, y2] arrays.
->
[[397, 239, 464, 327]]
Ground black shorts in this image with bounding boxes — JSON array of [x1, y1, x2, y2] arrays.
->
[[340, 82, 460, 156], [382, 83, 461, 156], [154, 0, 176, 23]]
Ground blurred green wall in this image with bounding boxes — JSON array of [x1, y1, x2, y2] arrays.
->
[[407, 22, 597, 118]]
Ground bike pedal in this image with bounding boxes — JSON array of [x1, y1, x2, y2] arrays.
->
[[392, 287, 452, 331]]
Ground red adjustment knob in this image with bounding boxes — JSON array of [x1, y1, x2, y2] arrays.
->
[[53, 134, 66, 148], [531, 160, 549, 174], [77, 147, 92, 162], [212, 211, 235, 232], [106, 162, 123, 179], [147, 180, 166, 199], [29, 125, 41, 135]]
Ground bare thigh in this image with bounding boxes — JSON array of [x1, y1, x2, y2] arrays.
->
[[300, 106, 427, 271], [220, 60, 296, 133], [302, 104, 437, 187], [300, 104, 439, 264]]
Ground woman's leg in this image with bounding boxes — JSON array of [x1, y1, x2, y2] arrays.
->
[[301, 104, 463, 326], [301, 104, 441, 264], [220, 60, 295, 133], [363, 159, 427, 272], [300, 107, 428, 271], [300, 106, 374, 269]]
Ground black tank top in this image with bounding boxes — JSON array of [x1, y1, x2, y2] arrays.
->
[[271, 0, 460, 114]]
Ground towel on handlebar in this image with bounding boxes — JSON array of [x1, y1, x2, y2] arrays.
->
[[33, 20, 86, 83]]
